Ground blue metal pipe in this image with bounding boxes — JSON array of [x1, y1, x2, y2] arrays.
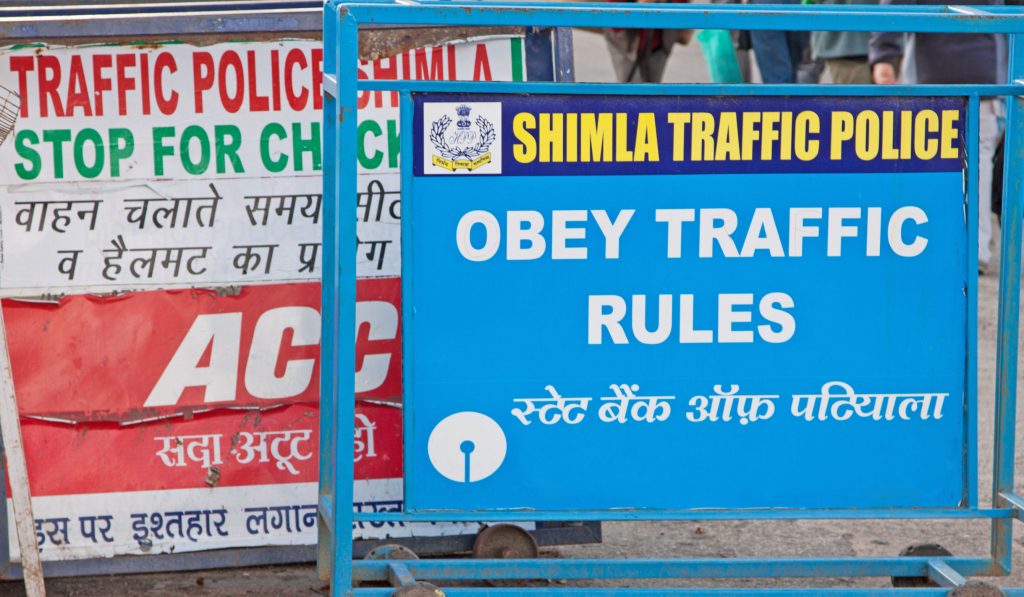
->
[[333, 1, 1024, 33], [354, 80, 1024, 96], [991, 32, 1024, 576], [351, 556, 995, 581], [353, 508, 1015, 523]]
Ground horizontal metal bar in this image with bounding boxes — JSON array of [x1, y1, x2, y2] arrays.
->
[[353, 590, 963, 596], [352, 556, 994, 582], [334, 2, 1024, 34], [926, 560, 967, 588], [354, 508, 1015, 523], [0, 9, 322, 41], [949, 5, 992, 16], [997, 491, 1024, 522], [356, 80, 1024, 97], [0, 1, 321, 16]]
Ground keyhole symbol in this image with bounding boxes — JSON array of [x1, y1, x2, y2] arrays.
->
[[459, 440, 476, 483]]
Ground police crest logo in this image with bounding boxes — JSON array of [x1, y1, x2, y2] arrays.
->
[[423, 102, 502, 174]]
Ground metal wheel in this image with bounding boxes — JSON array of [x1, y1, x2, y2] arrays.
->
[[391, 581, 446, 597], [472, 524, 541, 587], [360, 544, 420, 589], [891, 543, 953, 588], [366, 543, 420, 561], [472, 524, 539, 559]]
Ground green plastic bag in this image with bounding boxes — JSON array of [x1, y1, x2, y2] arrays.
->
[[697, 29, 743, 84]]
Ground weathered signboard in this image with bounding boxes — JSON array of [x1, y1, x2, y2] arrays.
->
[[0, 38, 525, 561], [407, 94, 970, 511]]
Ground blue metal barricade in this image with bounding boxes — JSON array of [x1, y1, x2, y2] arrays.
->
[[321, 2, 1024, 594]]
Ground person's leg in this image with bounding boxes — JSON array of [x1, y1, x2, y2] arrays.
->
[[604, 31, 638, 83], [749, 0, 800, 83], [750, 29, 796, 83], [979, 98, 998, 270], [639, 48, 671, 83], [789, 31, 815, 84], [825, 58, 872, 84]]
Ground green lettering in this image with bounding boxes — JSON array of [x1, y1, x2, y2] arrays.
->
[[214, 124, 244, 174], [153, 126, 176, 176], [260, 123, 288, 173], [292, 122, 321, 172], [74, 128, 104, 179], [14, 130, 41, 180], [358, 120, 383, 169], [42, 129, 71, 179], [386, 119, 400, 169], [180, 125, 210, 175], [109, 128, 134, 177]]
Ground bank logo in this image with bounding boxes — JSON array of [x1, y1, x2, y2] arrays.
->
[[427, 411, 507, 483], [423, 102, 502, 175]]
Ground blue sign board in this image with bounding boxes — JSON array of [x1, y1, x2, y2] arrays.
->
[[405, 93, 970, 512]]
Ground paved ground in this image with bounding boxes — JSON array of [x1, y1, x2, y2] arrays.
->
[[2, 30, 1023, 597]]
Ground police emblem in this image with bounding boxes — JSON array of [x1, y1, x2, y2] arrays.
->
[[429, 104, 497, 172]]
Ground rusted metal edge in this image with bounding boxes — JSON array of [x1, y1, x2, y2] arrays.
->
[[0, 13, 523, 61], [360, 26, 523, 61]]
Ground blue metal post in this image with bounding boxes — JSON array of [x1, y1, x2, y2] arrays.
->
[[992, 33, 1024, 574], [967, 93, 980, 509], [333, 5, 360, 596], [318, 1, 338, 581]]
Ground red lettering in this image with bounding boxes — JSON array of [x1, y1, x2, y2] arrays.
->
[[37, 55, 64, 118], [246, 50, 270, 112], [218, 51, 244, 113], [270, 49, 282, 111], [115, 54, 136, 116], [284, 49, 309, 111], [312, 48, 323, 111], [140, 53, 151, 115], [91, 54, 112, 116], [473, 44, 492, 81], [65, 55, 93, 117], [447, 45, 456, 80], [9, 56, 33, 117], [153, 52, 178, 115], [192, 52, 214, 113], [414, 47, 445, 81]]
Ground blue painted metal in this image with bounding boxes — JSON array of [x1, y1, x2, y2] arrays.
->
[[318, 3, 339, 582], [992, 30, 1024, 578], [967, 93, 981, 509], [321, 1, 1024, 594], [331, 1, 1024, 32], [357, 80, 1024, 96], [352, 508, 1015, 523], [349, 591, 967, 597], [926, 560, 967, 588], [350, 556, 996, 581]]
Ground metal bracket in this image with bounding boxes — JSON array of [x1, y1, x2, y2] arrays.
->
[[388, 562, 417, 587], [927, 560, 968, 588], [323, 74, 339, 100]]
